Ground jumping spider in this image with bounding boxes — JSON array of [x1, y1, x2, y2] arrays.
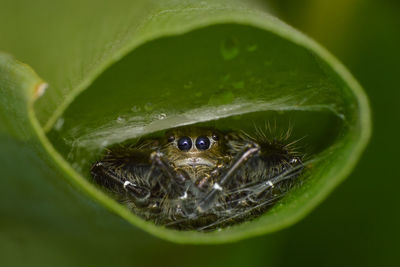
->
[[91, 126, 303, 231]]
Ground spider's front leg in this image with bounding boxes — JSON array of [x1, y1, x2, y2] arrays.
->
[[196, 135, 303, 213], [196, 141, 261, 213], [149, 151, 190, 199], [91, 148, 191, 206], [91, 150, 154, 206]]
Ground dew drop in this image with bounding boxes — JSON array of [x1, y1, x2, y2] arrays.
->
[[72, 162, 80, 170], [221, 73, 231, 82], [116, 116, 126, 123], [157, 113, 167, 120], [101, 140, 109, 147], [208, 91, 235, 105], [144, 103, 154, 112], [232, 81, 245, 89], [246, 44, 258, 52], [161, 90, 171, 97], [289, 70, 297, 77], [220, 38, 239, 60], [264, 59, 273, 66], [131, 105, 141, 112], [54, 118, 64, 131], [183, 81, 193, 89]]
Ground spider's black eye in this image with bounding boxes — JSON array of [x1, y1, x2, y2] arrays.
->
[[195, 136, 210, 150], [167, 136, 175, 142], [177, 137, 192, 151], [212, 134, 219, 141]]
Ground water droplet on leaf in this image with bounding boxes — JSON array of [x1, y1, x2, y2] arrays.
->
[[221, 73, 231, 82], [144, 103, 154, 112], [157, 113, 167, 120], [116, 117, 126, 123], [208, 91, 235, 105], [220, 38, 239, 60], [246, 44, 258, 52], [183, 81, 193, 89], [131, 105, 141, 112], [232, 81, 245, 89], [54, 118, 64, 131], [264, 59, 273, 66]]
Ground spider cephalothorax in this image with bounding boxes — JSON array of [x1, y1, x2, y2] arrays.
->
[[163, 128, 230, 186], [91, 126, 303, 231]]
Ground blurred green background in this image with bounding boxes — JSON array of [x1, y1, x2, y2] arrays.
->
[[268, 1, 400, 266], [1, 0, 399, 266]]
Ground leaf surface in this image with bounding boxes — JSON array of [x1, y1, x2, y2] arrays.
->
[[0, 0, 370, 244]]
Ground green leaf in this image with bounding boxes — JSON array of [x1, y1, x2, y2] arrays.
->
[[0, 0, 370, 244]]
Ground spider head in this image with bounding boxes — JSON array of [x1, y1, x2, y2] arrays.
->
[[164, 127, 225, 168]]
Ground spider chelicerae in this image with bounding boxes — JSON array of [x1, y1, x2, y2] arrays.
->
[[91, 126, 304, 231]]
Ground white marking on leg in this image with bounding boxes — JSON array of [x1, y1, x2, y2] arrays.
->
[[213, 183, 223, 191], [266, 181, 274, 188], [123, 181, 133, 189], [179, 192, 188, 200]]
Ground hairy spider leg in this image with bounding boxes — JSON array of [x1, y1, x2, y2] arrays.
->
[[91, 161, 151, 203], [150, 152, 188, 184], [197, 142, 261, 213], [150, 151, 189, 198]]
